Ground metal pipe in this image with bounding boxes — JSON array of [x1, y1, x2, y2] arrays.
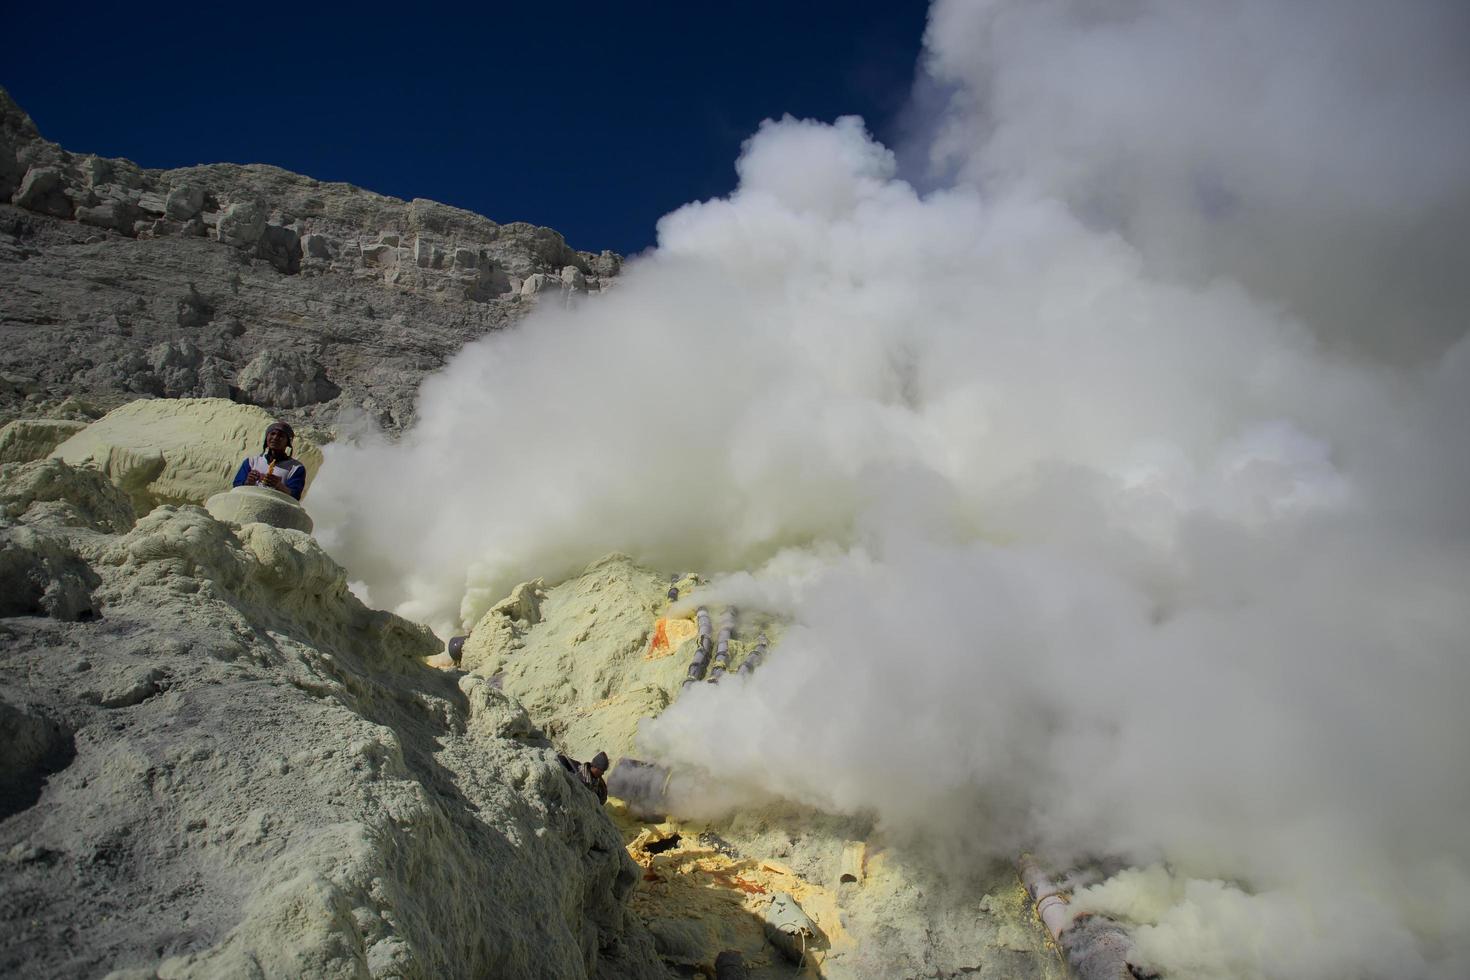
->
[[710, 607, 736, 680], [686, 607, 713, 683], [1017, 856, 1153, 980], [738, 633, 769, 676]]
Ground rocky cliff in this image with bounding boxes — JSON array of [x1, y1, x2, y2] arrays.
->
[[0, 87, 620, 433]]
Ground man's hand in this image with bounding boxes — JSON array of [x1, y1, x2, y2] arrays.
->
[[244, 470, 261, 486], [262, 473, 287, 492]]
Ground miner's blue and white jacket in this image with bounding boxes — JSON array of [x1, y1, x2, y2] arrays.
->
[[232, 454, 307, 500]]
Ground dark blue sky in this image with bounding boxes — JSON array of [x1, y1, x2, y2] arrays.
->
[[3, 3, 930, 257]]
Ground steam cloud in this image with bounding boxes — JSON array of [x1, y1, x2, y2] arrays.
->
[[313, 1, 1470, 976]]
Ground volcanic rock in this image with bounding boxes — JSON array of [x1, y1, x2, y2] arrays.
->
[[464, 556, 1066, 979], [0, 86, 623, 433], [13, 167, 73, 218], [235, 350, 338, 409], [214, 200, 266, 248], [0, 457, 666, 978], [0, 418, 88, 464], [75, 200, 141, 235], [163, 183, 204, 221]]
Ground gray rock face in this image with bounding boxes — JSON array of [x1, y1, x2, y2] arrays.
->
[[163, 183, 203, 221], [0, 86, 623, 433], [0, 460, 666, 979], [215, 199, 265, 247], [236, 350, 339, 408], [255, 222, 301, 273], [75, 200, 141, 234], [147, 340, 232, 398], [13, 167, 73, 218], [300, 232, 333, 260], [0, 522, 99, 620]]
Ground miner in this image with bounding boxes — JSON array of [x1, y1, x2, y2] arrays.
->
[[233, 421, 307, 500]]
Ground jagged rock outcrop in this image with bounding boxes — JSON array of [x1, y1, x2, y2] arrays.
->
[[0, 87, 623, 432], [0, 454, 666, 978]]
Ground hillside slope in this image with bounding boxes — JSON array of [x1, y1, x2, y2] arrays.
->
[[0, 87, 620, 434]]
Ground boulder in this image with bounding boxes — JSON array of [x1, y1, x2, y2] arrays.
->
[[520, 272, 563, 297], [136, 190, 168, 214], [216, 200, 267, 248], [205, 484, 313, 533], [0, 419, 89, 464], [75, 200, 141, 234], [163, 182, 204, 220], [50, 397, 324, 513], [12, 166, 73, 218], [236, 351, 339, 409], [78, 155, 113, 187], [561, 265, 588, 293]]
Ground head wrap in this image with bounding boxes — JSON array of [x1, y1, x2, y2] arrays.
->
[[263, 421, 295, 457]]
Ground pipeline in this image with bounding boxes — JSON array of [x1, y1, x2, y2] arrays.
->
[[1017, 856, 1156, 980], [737, 632, 769, 676], [684, 606, 714, 686], [709, 607, 736, 680]]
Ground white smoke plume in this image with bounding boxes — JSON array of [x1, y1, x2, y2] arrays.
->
[[312, 2, 1470, 976]]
